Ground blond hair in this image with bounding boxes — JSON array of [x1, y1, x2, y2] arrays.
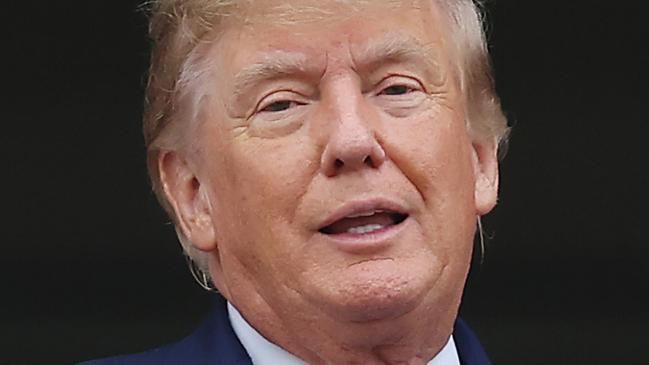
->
[[142, 0, 509, 270]]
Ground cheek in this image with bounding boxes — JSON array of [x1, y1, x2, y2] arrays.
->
[[380, 109, 477, 254], [381, 110, 475, 204], [223, 135, 317, 217], [201, 129, 320, 274]]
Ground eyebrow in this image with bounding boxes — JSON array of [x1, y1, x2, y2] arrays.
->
[[232, 51, 313, 99], [231, 33, 445, 100], [352, 33, 445, 82]]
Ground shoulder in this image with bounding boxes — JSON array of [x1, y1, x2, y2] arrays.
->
[[76, 346, 181, 365], [76, 295, 252, 365], [76, 330, 217, 365]]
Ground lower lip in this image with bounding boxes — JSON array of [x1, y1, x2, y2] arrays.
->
[[317, 217, 411, 253]]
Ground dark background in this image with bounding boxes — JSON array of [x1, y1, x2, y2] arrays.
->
[[3, 1, 648, 364]]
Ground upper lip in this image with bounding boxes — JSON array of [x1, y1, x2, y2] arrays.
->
[[317, 198, 409, 231]]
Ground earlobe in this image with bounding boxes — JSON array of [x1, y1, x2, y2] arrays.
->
[[472, 138, 500, 216], [158, 150, 217, 252]]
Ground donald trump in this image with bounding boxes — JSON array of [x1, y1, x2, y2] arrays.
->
[[81, 0, 508, 364]]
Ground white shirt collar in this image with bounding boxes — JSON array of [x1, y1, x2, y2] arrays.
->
[[228, 302, 460, 365]]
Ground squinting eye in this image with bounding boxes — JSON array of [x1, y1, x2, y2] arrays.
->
[[261, 100, 296, 113], [380, 85, 413, 96]]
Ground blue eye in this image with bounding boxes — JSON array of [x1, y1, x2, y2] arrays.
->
[[381, 85, 412, 96], [261, 100, 294, 113]]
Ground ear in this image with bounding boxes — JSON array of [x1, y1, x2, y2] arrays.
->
[[472, 138, 500, 216], [158, 150, 217, 252]]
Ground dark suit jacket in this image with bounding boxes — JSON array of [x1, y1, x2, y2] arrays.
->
[[79, 296, 492, 365]]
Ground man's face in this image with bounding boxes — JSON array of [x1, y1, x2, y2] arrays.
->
[[187, 0, 497, 327]]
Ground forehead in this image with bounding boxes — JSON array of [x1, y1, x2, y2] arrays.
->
[[211, 0, 450, 74], [227, 0, 444, 39], [230, 0, 436, 24]]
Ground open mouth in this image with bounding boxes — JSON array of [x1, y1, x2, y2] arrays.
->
[[319, 210, 409, 235]]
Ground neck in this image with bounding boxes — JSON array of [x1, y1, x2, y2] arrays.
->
[[228, 291, 460, 365]]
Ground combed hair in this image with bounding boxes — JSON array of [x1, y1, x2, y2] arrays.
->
[[142, 0, 509, 271]]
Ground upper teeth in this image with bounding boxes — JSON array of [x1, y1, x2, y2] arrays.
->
[[347, 210, 384, 218], [348, 224, 384, 234]]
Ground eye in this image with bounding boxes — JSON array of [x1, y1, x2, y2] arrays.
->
[[372, 76, 428, 118], [380, 84, 414, 96], [261, 100, 297, 113]]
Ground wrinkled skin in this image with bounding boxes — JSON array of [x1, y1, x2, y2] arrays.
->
[[159, 1, 499, 364]]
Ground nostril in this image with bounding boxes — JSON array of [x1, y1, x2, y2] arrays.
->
[[334, 159, 344, 169], [363, 155, 372, 166]]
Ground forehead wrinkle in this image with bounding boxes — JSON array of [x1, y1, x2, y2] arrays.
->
[[351, 33, 446, 83], [232, 51, 314, 99]]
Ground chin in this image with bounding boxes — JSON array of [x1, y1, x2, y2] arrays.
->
[[309, 258, 444, 323]]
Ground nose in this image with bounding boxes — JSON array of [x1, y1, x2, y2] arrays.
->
[[320, 95, 386, 177]]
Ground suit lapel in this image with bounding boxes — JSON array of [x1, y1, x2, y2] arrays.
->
[[190, 295, 253, 365], [453, 318, 493, 365]]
